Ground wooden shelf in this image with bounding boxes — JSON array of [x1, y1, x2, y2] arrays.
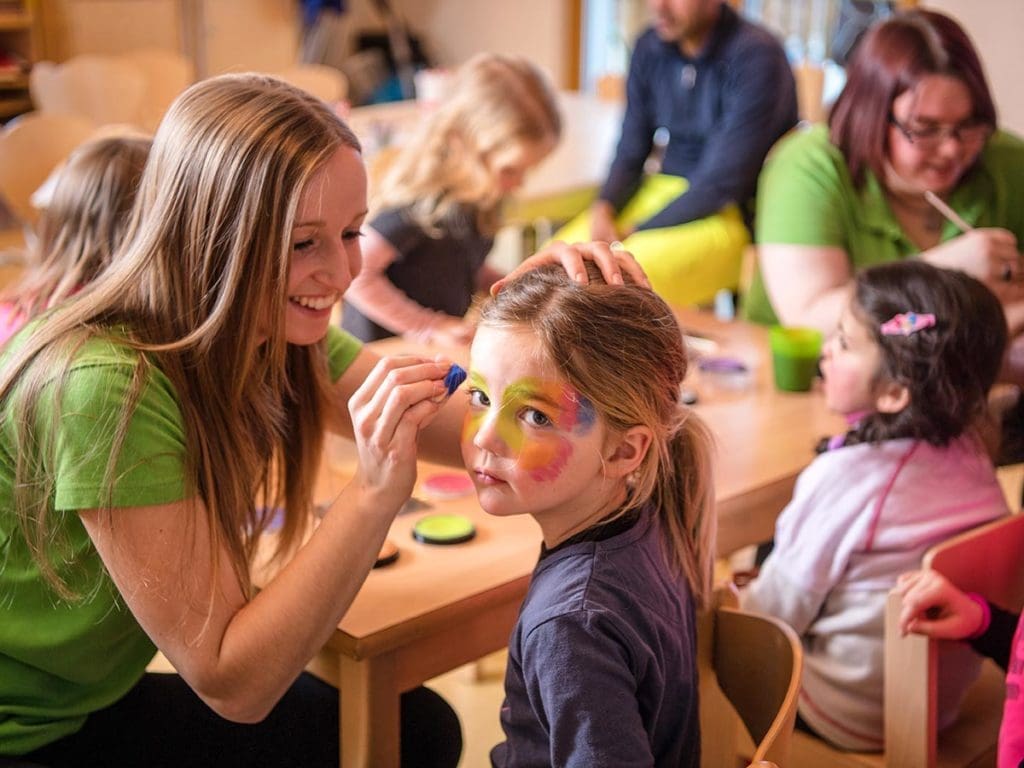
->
[[0, 2, 33, 121], [0, 93, 31, 118], [0, 71, 28, 88], [0, 12, 30, 31]]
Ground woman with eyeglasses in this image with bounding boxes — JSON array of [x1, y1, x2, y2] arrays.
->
[[744, 10, 1024, 347]]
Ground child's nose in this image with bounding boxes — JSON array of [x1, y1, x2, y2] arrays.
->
[[473, 411, 507, 454]]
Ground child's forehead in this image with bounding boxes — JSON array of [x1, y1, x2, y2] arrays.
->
[[469, 324, 563, 385], [840, 302, 874, 339]]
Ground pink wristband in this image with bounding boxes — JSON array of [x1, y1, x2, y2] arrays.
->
[[965, 593, 992, 639]]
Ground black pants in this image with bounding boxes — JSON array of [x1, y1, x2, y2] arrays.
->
[[21, 672, 462, 768]]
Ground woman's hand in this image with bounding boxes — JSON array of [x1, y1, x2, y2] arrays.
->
[[347, 356, 451, 512], [490, 240, 650, 295], [894, 570, 984, 640], [922, 228, 1022, 284]]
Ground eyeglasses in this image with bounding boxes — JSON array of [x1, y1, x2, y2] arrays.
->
[[889, 114, 992, 151]]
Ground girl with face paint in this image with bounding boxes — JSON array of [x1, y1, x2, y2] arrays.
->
[[461, 263, 714, 767]]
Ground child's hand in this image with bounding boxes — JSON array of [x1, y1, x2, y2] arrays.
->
[[347, 356, 450, 514], [894, 570, 983, 640], [425, 317, 476, 347]]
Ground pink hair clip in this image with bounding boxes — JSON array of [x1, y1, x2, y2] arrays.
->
[[880, 312, 936, 336]]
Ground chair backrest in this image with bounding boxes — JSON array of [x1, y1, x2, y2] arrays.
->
[[30, 55, 146, 127], [883, 513, 1024, 768], [117, 48, 194, 132], [0, 111, 95, 227], [700, 586, 803, 768], [273, 64, 348, 103]]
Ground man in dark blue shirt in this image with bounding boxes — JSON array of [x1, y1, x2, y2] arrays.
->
[[555, 0, 798, 307]]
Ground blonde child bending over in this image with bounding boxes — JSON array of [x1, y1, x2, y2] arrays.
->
[[341, 53, 561, 344], [0, 135, 150, 345], [742, 260, 1010, 751], [462, 263, 714, 767]]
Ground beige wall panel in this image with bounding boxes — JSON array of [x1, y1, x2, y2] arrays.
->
[[926, 0, 1024, 135], [44, 0, 181, 59], [198, 0, 299, 76]]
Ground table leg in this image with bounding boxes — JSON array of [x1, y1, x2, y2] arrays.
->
[[339, 653, 400, 768]]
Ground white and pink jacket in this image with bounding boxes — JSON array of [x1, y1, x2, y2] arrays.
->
[[742, 435, 1008, 751]]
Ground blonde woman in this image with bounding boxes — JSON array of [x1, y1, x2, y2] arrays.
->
[[341, 53, 561, 345], [0, 74, 642, 767], [0, 135, 151, 345]]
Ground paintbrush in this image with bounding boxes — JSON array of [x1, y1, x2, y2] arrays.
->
[[924, 190, 973, 233]]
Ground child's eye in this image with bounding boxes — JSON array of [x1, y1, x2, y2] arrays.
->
[[342, 229, 365, 242], [468, 388, 490, 408], [522, 408, 552, 428], [293, 238, 315, 252]]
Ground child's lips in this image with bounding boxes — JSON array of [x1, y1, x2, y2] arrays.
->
[[474, 468, 507, 486]]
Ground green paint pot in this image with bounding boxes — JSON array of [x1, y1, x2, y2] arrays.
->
[[412, 514, 477, 545]]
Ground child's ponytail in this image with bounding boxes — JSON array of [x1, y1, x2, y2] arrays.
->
[[659, 406, 716, 610]]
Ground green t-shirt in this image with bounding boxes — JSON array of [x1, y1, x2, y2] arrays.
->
[[0, 325, 361, 755], [743, 124, 1024, 324]]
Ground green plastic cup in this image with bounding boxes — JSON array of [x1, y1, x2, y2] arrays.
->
[[769, 326, 823, 392]]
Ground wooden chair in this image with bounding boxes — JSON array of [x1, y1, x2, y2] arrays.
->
[[791, 513, 1024, 768], [117, 48, 194, 132], [273, 64, 348, 103], [700, 586, 803, 768], [0, 111, 94, 229], [29, 55, 145, 127]]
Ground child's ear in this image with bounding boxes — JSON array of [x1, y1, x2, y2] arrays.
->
[[875, 380, 911, 414], [603, 426, 653, 479]]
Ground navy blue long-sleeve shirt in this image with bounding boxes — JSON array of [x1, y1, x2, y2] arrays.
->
[[599, 3, 798, 231], [490, 508, 699, 768]]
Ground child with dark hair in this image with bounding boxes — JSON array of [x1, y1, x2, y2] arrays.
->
[[741, 259, 1010, 751]]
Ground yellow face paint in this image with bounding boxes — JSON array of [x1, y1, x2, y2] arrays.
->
[[462, 372, 596, 482]]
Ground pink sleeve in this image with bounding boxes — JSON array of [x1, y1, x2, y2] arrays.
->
[[999, 614, 1024, 767], [0, 301, 27, 346], [343, 225, 448, 337]]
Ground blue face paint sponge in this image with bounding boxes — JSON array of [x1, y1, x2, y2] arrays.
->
[[444, 363, 467, 397]]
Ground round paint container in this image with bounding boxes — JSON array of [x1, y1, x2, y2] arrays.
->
[[412, 514, 477, 545], [420, 473, 475, 500], [374, 539, 400, 568]]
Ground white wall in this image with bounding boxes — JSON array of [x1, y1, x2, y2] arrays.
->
[[925, 0, 1024, 134], [343, 0, 572, 88]]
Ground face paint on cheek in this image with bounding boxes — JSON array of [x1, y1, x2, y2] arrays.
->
[[520, 437, 573, 482]]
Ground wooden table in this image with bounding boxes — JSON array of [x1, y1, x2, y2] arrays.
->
[[275, 310, 844, 767], [345, 91, 623, 225]]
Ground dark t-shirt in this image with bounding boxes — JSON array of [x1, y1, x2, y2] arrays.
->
[[491, 508, 700, 767], [341, 204, 494, 342]]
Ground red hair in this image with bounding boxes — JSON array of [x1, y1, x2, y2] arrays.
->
[[829, 10, 996, 187]]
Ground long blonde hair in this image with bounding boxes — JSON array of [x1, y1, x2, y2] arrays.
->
[[477, 265, 716, 608], [374, 53, 561, 236], [1, 74, 360, 597], [3, 135, 151, 319]]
